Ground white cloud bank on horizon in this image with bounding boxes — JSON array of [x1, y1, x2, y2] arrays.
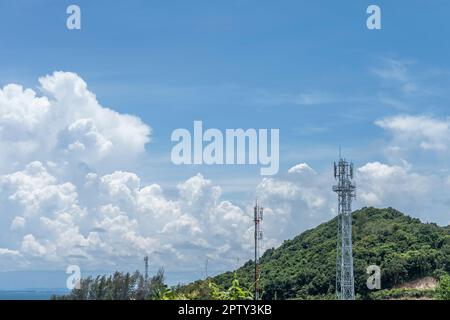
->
[[0, 72, 449, 275], [0, 163, 255, 271]]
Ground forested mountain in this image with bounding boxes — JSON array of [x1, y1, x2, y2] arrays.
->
[[183, 207, 450, 299]]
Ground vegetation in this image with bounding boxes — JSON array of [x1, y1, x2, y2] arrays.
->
[[368, 288, 435, 300], [435, 274, 450, 300], [54, 268, 252, 300], [55, 207, 450, 300], [188, 207, 450, 299], [209, 273, 253, 300], [52, 268, 174, 300]]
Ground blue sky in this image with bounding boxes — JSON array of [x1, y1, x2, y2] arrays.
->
[[1, 1, 450, 288], [1, 1, 449, 174]]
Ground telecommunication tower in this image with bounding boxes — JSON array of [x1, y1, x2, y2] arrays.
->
[[144, 256, 149, 282], [333, 156, 356, 300], [254, 201, 263, 300]]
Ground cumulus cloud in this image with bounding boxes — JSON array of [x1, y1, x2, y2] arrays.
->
[[0, 248, 23, 270], [0, 161, 79, 219], [21, 234, 47, 257], [287, 163, 316, 175], [356, 161, 449, 224], [0, 72, 151, 172], [254, 164, 335, 247], [0, 162, 255, 271], [376, 114, 450, 152], [357, 162, 432, 212], [10, 216, 26, 231], [0, 73, 249, 273], [0, 158, 448, 272]]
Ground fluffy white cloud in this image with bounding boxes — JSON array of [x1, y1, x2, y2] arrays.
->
[[376, 115, 450, 152], [288, 163, 316, 175], [0, 161, 79, 219], [0, 162, 256, 271], [254, 164, 335, 248], [0, 72, 150, 172], [357, 162, 430, 207], [355, 161, 450, 223], [0, 248, 24, 270], [10, 216, 26, 231], [21, 234, 47, 257], [0, 72, 157, 271]]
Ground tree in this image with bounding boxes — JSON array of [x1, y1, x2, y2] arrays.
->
[[52, 269, 170, 300], [435, 274, 450, 300], [209, 273, 253, 300]]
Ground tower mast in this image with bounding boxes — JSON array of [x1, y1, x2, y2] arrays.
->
[[254, 200, 263, 300], [144, 256, 149, 282], [333, 156, 356, 300]]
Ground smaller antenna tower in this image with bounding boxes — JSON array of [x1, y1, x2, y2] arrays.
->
[[254, 200, 263, 300], [205, 257, 209, 279], [144, 256, 149, 282]]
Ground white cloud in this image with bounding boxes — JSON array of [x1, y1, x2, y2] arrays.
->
[[355, 161, 450, 223], [288, 163, 316, 175], [10, 216, 26, 231], [357, 162, 431, 207], [0, 158, 448, 272], [0, 248, 21, 257], [376, 114, 450, 152], [372, 58, 418, 94], [21, 234, 47, 257], [0, 161, 79, 218], [60, 118, 113, 161], [254, 164, 335, 247], [248, 90, 337, 106], [0, 162, 256, 271], [0, 72, 151, 172]]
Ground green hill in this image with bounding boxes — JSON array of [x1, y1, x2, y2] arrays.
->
[[181, 207, 450, 299]]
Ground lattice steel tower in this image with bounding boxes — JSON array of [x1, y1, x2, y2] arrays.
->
[[254, 201, 263, 300], [144, 256, 149, 282], [333, 156, 356, 300]]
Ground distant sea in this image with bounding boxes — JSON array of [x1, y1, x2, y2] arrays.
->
[[0, 290, 68, 300]]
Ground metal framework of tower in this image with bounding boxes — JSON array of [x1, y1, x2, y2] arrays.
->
[[144, 256, 149, 282], [333, 157, 356, 300], [254, 201, 263, 300]]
